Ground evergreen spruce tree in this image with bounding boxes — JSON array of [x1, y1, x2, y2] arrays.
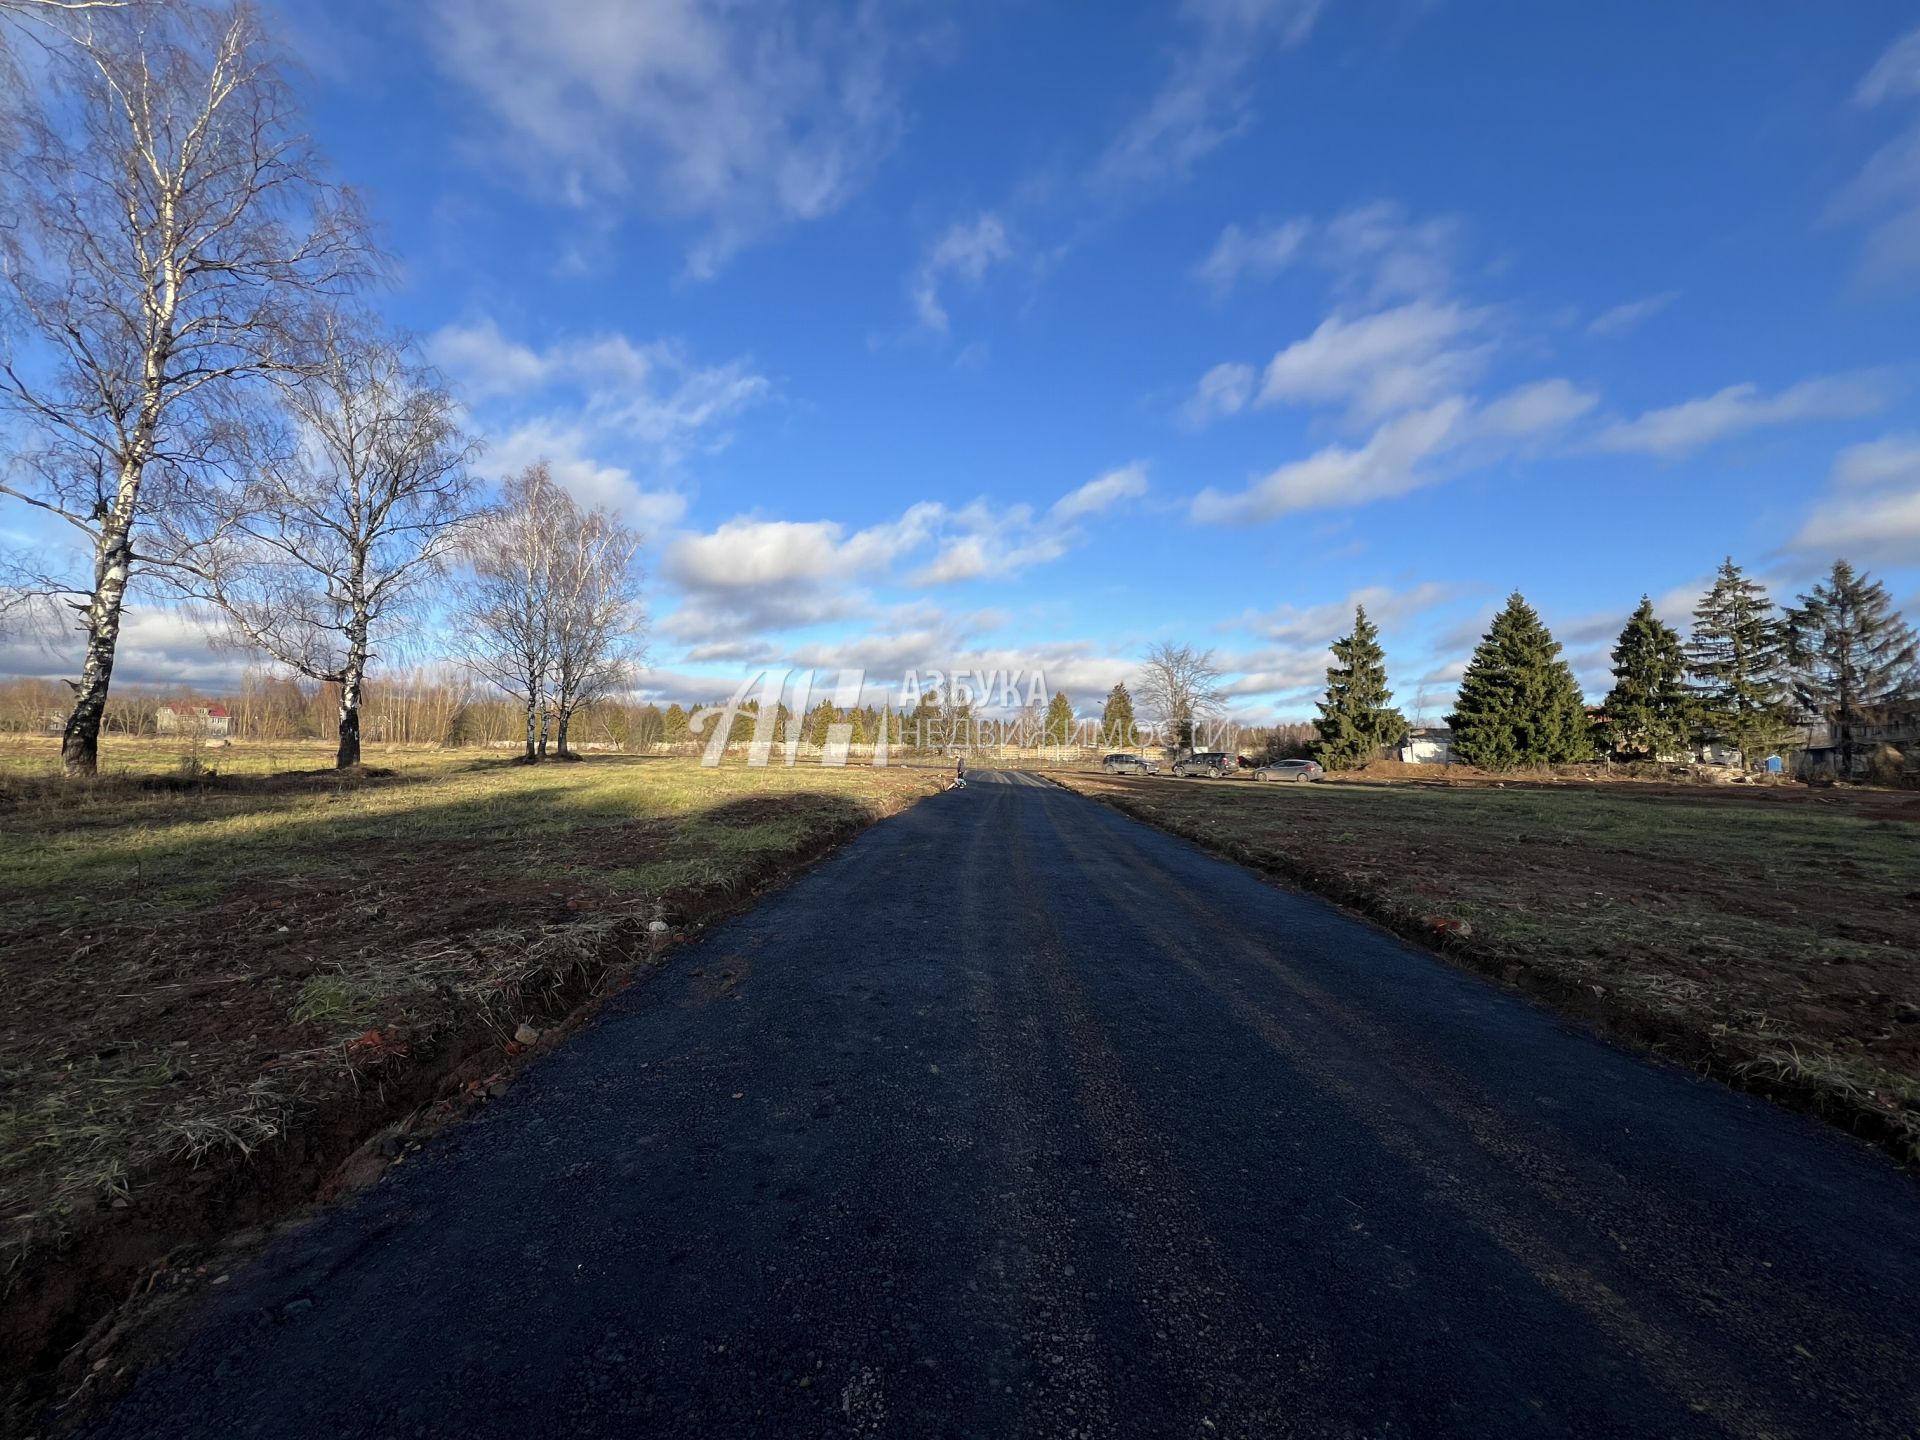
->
[[1600, 597, 1692, 761], [1784, 559, 1919, 776], [1448, 592, 1593, 770], [661, 703, 689, 743], [1312, 605, 1407, 769], [1686, 558, 1789, 768], [727, 698, 760, 745], [1044, 690, 1075, 747], [1101, 683, 1137, 747], [910, 688, 942, 750]]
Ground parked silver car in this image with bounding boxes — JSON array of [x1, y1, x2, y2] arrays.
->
[[1103, 753, 1160, 775], [1251, 759, 1324, 782], [1170, 751, 1235, 778]]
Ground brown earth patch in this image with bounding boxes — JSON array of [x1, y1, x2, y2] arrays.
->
[[1053, 770, 1920, 1167], [0, 744, 935, 1431]]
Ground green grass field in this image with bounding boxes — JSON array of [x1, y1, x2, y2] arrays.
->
[[1057, 771, 1920, 1162]]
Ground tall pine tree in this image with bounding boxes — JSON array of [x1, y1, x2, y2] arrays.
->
[[1785, 559, 1919, 775], [1101, 683, 1137, 747], [1448, 592, 1593, 770], [1686, 557, 1788, 768], [1044, 691, 1076, 747], [1600, 597, 1691, 760], [1312, 605, 1407, 769], [910, 688, 942, 750]]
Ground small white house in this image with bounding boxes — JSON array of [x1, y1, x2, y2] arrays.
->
[[1399, 727, 1454, 764], [155, 703, 232, 739]]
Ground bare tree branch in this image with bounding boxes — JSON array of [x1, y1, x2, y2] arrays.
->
[[1135, 641, 1228, 756], [448, 463, 569, 763], [0, 0, 373, 775], [166, 313, 479, 766]]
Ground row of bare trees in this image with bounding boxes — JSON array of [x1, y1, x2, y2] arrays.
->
[[0, 2, 647, 771], [451, 464, 647, 762]]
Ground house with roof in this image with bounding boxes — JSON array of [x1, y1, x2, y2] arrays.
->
[[155, 702, 232, 738]]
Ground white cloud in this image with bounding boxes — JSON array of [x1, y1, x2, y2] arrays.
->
[[658, 464, 1143, 655], [1212, 300, 1489, 426], [1195, 219, 1310, 295], [1586, 290, 1678, 337], [427, 318, 769, 528], [481, 420, 690, 533], [1856, 26, 1920, 108], [908, 502, 1069, 586], [911, 213, 1013, 333], [1191, 399, 1469, 524], [1049, 462, 1149, 522], [1790, 488, 1920, 563], [1092, 0, 1324, 191], [425, 0, 910, 276], [429, 321, 771, 457], [1189, 374, 1595, 526], [0, 606, 239, 689], [1831, 433, 1920, 489], [1472, 378, 1599, 438], [425, 317, 548, 396], [1180, 362, 1258, 427], [1831, 27, 1920, 288], [1788, 430, 1920, 564], [1319, 203, 1459, 304], [1180, 205, 1601, 521], [666, 511, 936, 594], [1590, 373, 1890, 456], [1195, 203, 1457, 302]]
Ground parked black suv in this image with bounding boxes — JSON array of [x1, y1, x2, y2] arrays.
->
[[1170, 751, 1235, 778]]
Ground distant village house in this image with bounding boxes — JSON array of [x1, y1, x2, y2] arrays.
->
[[155, 703, 232, 738]]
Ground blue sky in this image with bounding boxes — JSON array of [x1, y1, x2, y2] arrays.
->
[[8, 0, 1920, 720]]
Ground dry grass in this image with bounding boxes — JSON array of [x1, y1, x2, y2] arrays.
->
[[0, 738, 935, 1285], [1055, 771, 1920, 1163]]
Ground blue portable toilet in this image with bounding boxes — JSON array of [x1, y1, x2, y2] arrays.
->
[[1764, 754, 1783, 774]]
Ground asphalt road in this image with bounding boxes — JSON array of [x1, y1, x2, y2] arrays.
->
[[89, 771, 1920, 1439]]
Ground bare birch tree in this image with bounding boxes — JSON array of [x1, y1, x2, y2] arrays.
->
[[548, 508, 647, 758], [450, 464, 568, 762], [1136, 641, 1228, 755], [0, 0, 367, 775], [169, 317, 478, 767]]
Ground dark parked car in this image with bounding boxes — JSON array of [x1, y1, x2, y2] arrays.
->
[[1170, 751, 1235, 778], [1103, 753, 1159, 775], [1251, 759, 1324, 782]]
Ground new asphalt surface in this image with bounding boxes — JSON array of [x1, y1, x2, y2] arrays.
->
[[86, 770, 1920, 1438]]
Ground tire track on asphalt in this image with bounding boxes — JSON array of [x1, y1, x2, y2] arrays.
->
[[1036, 784, 1829, 1440], [1060, 786, 1920, 1435], [998, 779, 1342, 1439], [954, 776, 1118, 1439]]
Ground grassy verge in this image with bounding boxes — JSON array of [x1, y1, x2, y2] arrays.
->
[[0, 738, 935, 1413], [1054, 771, 1920, 1164]]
